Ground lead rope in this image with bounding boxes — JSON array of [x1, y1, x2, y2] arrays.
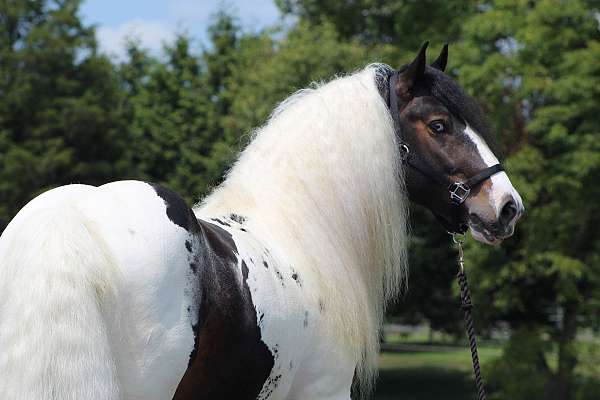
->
[[452, 233, 488, 400]]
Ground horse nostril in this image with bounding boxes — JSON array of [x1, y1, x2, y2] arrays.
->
[[499, 199, 518, 227]]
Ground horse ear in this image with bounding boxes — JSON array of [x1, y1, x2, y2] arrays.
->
[[396, 41, 428, 95], [431, 43, 448, 72]]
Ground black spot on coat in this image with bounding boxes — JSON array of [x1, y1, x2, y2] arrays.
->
[[210, 217, 231, 227], [150, 183, 199, 233], [273, 268, 285, 287], [319, 299, 325, 313], [291, 269, 302, 287], [230, 213, 247, 224]]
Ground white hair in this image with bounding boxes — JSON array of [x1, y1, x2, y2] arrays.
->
[[0, 205, 121, 400], [197, 65, 409, 394]]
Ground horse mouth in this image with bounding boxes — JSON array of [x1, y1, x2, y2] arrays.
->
[[468, 213, 513, 246]]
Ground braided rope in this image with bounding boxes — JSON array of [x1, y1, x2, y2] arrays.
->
[[451, 234, 487, 400], [457, 268, 487, 400]]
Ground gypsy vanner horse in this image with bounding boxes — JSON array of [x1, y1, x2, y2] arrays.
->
[[0, 44, 523, 399]]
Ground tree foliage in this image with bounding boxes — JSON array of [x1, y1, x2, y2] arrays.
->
[[457, 1, 600, 397], [0, 0, 132, 228], [276, 0, 477, 49]]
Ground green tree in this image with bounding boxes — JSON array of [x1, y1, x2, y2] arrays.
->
[[456, 1, 600, 399], [122, 34, 211, 203], [119, 12, 245, 204], [225, 21, 371, 136], [276, 0, 477, 50], [0, 0, 133, 231], [198, 11, 244, 192]]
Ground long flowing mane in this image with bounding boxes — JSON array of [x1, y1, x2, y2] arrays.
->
[[196, 65, 409, 393]]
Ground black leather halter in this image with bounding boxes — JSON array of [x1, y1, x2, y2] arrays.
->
[[388, 71, 504, 206]]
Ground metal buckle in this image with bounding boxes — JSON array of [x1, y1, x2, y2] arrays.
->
[[449, 182, 471, 205]]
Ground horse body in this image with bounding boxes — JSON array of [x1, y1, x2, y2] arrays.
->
[[0, 179, 357, 399], [0, 48, 524, 399]]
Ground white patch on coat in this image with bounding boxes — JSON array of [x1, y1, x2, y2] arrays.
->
[[0, 181, 198, 400]]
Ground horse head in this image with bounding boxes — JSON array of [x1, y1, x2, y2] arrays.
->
[[390, 42, 524, 244]]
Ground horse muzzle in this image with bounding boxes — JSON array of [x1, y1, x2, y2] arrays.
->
[[468, 195, 523, 245]]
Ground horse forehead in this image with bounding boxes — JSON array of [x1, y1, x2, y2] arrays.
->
[[403, 96, 449, 119]]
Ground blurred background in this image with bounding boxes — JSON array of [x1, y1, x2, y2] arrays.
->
[[1, 0, 599, 399]]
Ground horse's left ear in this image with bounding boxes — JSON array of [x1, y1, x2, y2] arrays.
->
[[431, 43, 449, 72], [396, 41, 428, 97]]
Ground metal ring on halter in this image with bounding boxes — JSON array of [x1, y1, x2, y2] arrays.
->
[[451, 232, 467, 245], [399, 143, 410, 161]]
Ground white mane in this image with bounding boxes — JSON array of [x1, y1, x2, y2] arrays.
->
[[196, 65, 409, 394]]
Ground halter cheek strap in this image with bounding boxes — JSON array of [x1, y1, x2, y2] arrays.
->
[[388, 72, 504, 206]]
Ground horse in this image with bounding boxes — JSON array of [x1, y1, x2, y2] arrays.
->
[[0, 43, 523, 399]]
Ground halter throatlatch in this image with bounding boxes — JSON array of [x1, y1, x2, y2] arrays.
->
[[388, 72, 504, 207]]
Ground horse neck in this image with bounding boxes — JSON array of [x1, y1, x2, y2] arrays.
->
[[197, 67, 408, 382]]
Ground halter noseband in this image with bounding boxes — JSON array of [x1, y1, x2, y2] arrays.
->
[[388, 71, 504, 207]]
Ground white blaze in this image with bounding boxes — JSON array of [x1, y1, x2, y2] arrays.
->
[[463, 124, 524, 216]]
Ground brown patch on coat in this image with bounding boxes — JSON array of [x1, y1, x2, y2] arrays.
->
[[173, 220, 274, 400]]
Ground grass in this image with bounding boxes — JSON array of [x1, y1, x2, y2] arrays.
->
[[372, 328, 600, 399], [373, 341, 502, 400]]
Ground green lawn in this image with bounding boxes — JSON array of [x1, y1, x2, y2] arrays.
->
[[370, 329, 600, 399], [373, 344, 502, 400]]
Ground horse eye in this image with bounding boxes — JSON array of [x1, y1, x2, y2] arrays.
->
[[428, 120, 447, 134]]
